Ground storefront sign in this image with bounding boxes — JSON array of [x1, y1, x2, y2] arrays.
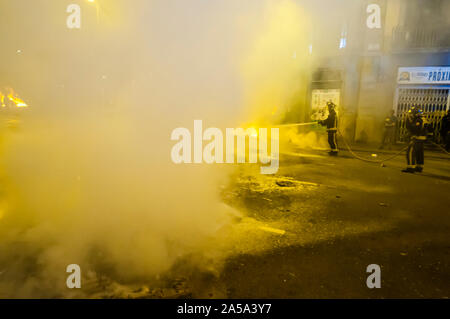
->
[[397, 67, 450, 85]]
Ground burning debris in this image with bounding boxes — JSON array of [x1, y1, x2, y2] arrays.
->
[[0, 88, 29, 108]]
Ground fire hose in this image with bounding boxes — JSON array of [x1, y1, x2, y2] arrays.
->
[[275, 121, 449, 164], [430, 141, 450, 155], [275, 121, 319, 128], [338, 130, 450, 164], [337, 129, 411, 164], [339, 132, 450, 164]]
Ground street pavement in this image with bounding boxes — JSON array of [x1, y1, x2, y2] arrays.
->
[[186, 146, 450, 298]]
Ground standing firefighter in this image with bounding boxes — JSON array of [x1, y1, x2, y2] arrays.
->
[[380, 110, 397, 150], [403, 107, 427, 173], [319, 101, 338, 156]]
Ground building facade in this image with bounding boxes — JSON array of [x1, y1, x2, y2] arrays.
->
[[305, 0, 450, 143]]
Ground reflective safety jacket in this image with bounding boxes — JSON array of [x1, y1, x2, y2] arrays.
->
[[406, 115, 428, 140], [320, 109, 338, 131]]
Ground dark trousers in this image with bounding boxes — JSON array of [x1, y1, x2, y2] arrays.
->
[[414, 140, 424, 166], [406, 138, 424, 167], [328, 131, 338, 152], [381, 128, 395, 148]]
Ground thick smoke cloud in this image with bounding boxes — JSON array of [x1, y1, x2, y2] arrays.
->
[[0, 0, 317, 297]]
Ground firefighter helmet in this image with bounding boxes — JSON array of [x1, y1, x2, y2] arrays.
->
[[327, 101, 336, 109]]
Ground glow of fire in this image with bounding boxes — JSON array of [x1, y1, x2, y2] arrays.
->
[[0, 89, 29, 108], [8, 94, 28, 107]]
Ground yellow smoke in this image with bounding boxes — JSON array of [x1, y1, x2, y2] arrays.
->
[[240, 0, 311, 126]]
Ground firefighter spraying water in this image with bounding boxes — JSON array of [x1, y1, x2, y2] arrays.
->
[[318, 101, 338, 156], [0, 0, 449, 302]]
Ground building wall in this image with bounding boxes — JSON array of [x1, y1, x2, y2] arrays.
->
[[353, 0, 450, 143], [302, 0, 449, 143]]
